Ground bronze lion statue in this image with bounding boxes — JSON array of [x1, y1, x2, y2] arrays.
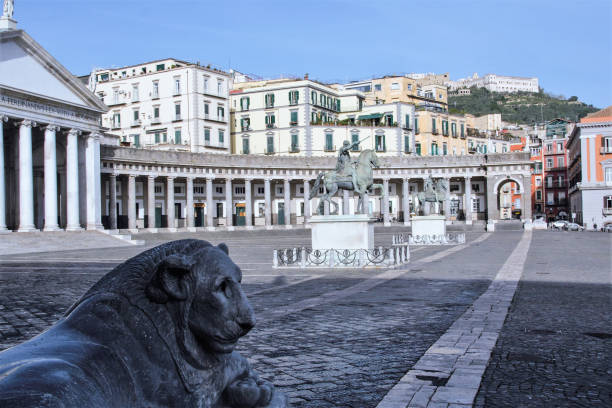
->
[[0, 239, 287, 407]]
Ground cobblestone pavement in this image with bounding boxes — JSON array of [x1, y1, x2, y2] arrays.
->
[[0, 229, 609, 407], [475, 231, 612, 408]]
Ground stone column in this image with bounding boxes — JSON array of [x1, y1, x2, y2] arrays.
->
[[127, 175, 137, 232], [147, 175, 156, 231], [522, 175, 532, 221], [382, 178, 390, 226], [303, 179, 311, 223], [0, 116, 8, 233], [284, 178, 291, 228], [206, 177, 214, 230], [443, 177, 451, 221], [65, 129, 82, 231], [85, 134, 98, 230], [245, 178, 252, 228], [464, 176, 472, 224], [18, 120, 36, 232], [166, 176, 176, 231], [43, 125, 60, 231], [343, 189, 350, 215], [109, 173, 117, 230], [264, 178, 272, 228], [186, 176, 195, 231], [225, 178, 233, 229], [93, 134, 103, 229], [486, 176, 499, 224], [402, 178, 410, 225]]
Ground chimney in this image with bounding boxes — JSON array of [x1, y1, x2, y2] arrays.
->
[[304, 73, 309, 80]]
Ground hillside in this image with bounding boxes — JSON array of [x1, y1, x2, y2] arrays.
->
[[448, 87, 599, 124]]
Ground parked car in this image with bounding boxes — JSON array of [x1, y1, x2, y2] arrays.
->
[[564, 222, 584, 231], [532, 217, 548, 230], [603, 224, 612, 233], [551, 220, 569, 230]]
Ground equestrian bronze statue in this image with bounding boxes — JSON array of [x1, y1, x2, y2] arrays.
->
[[309, 139, 383, 215], [412, 176, 449, 215]]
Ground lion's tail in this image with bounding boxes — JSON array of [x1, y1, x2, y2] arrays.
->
[[309, 173, 324, 200]]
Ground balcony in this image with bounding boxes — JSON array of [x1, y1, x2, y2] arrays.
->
[[432, 129, 439, 135], [403, 125, 412, 131], [290, 145, 300, 153], [151, 118, 161, 125], [290, 121, 298, 126], [173, 115, 182, 122], [266, 123, 276, 129], [240, 127, 251, 132], [111, 124, 121, 130], [603, 208, 612, 215], [265, 149, 275, 155], [265, 103, 275, 109], [131, 119, 141, 127], [601, 147, 612, 154]]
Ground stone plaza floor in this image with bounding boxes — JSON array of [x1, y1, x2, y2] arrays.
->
[[0, 229, 610, 407]]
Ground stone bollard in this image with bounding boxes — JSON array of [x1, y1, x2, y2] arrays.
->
[[406, 245, 410, 261], [300, 247, 306, 268], [389, 247, 395, 265], [273, 250, 278, 268]]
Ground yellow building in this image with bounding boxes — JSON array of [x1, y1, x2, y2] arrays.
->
[[414, 109, 468, 156]]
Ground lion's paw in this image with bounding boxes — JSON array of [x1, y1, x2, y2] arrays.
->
[[224, 376, 287, 408]]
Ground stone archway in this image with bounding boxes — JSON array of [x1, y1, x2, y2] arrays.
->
[[486, 175, 530, 222]]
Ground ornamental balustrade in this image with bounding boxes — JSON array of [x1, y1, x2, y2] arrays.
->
[[272, 246, 410, 269]]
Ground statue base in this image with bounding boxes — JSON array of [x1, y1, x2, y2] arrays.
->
[[411, 215, 446, 237], [308, 214, 376, 250], [0, 17, 17, 30]]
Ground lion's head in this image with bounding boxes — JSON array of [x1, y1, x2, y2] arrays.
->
[[144, 242, 255, 354]]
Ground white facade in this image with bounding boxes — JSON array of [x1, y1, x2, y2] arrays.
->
[[89, 59, 230, 153], [447, 73, 539, 93]]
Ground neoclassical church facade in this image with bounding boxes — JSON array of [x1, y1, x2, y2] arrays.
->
[[1, 19, 533, 234]]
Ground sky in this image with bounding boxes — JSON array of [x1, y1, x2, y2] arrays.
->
[[13, 0, 612, 108]]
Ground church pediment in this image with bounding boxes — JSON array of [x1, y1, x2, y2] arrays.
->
[[0, 30, 107, 113]]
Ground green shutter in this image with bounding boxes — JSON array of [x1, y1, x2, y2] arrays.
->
[[415, 118, 419, 132], [416, 143, 421, 155], [242, 138, 249, 154], [432, 118, 436, 132], [271, 94, 275, 105], [383, 135, 386, 151], [271, 115, 275, 124], [405, 114, 410, 128]]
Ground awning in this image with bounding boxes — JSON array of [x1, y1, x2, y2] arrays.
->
[[357, 113, 383, 120]]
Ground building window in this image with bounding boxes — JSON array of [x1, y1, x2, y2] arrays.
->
[[604, 195, 612, 209], [218, 129, 224, 144], [472, 198, 480, 212], [112, 88, 119, 104], [235, 187, 245, 195], [289, 90, 299, 105], [557, 142, 564, 152], [351, 133, 360, 151], [204, 128, 210, 143], [546, 158, 554, 168], [536, 177, 541, 186], [242, 137, 249, 154], [547, 192, 555, 205], [132, 134, 140, 147], [431, 142, 438, 155], [217, 80, 223, 95], [325, 133, 333, 151], [265, 114, 275, 129], [174, 103, 181, 120], [536, 190, 542, 201], [241, 117, 250, 131], [415, 143, 421, 156], [605, 168, 612, 182], [311, 90, 317, 105], [267, 135, 274, 154], [290, 111, 298, 126], [153, 105, 160, 120], [215, 187, 223, 194], [460, 123, 464, 138], [240, 97, 250, 111], [374, 84, 382, 91], [375, 134, 386, 152], [547, 176, 553, 188], [132, 109, 139, 125], [203, 75, 209, 92], [152, 81, 159, 99], [604, 137, 612, 153], [451, 122, 457, 137], [217, 105, 225, 120], [558, 156, 564, 167], [390, 82, 400, 90], [432, 118, 437, 134], [443, 142, 448, 155], [291, 133, 299, 152], [174, 129, 181, 144], [132, 84, 139, 102], [174, 77, 181, 95], [265, 93, 275, 108], [112, 112, 121, 128], [546, 143, 553, 153], [404, 135, 410, 153]]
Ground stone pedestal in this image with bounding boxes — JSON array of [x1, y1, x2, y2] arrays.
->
[[411, 215, 446, 237], [309, 214, 376, 250], [0, 17, 17, 31]]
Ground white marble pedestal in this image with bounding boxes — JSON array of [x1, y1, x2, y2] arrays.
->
[[309, 214, 376, 250], [411, 215, 446, 237]]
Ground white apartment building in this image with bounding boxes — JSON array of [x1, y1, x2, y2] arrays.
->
[[447, 73, 539, 93], [230, 78, 416, 156], [87, 58, 230, 153]]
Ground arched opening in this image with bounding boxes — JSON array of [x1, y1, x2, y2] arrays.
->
[[495, 178, 523, 220]]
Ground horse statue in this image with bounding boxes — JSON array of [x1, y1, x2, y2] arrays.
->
[[412, 177, 449, 216], [309, 149, 382, 215]]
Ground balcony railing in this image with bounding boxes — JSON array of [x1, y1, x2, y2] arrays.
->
[[603, 208, 612, 215], [266, 123, 276, 129], [151, 118, 161, 125], [111, 124, 121, 130], [601, 147, 612, 154], [131, 120, 141, 127], [241, 127, 251, 132], [432, 129, 439, 135]]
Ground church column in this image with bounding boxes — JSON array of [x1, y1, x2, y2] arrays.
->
[[245, 178, 253, 228], [93, 135, 103, 229], [127, 174, 136, 232], [522, 175, 532, 221], [303, 179, 311, 223], [264, 178, 271, 228], [443, 177, 451, 221], [85, 134, 98, 230], [166, 176, 176, 231], [43, 125, 60, 231], [402, 178, 410, 225], [0, 116, 8, 232], [225, 178, 233, 229], [65, 129, 82, 231], [382, 178, 390, 226], [18, 120, 36, 232], [146, 175, 156, 231], [186, 176, 195, 231], [284, 178, 291, 227], [206, 176, 214, 230], [343, 189, 350, 215], [109, 173, 117, 230], [464, 176, 472, 224]]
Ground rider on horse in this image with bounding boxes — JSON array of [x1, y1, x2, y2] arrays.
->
[[336, 140, 360, 191]]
